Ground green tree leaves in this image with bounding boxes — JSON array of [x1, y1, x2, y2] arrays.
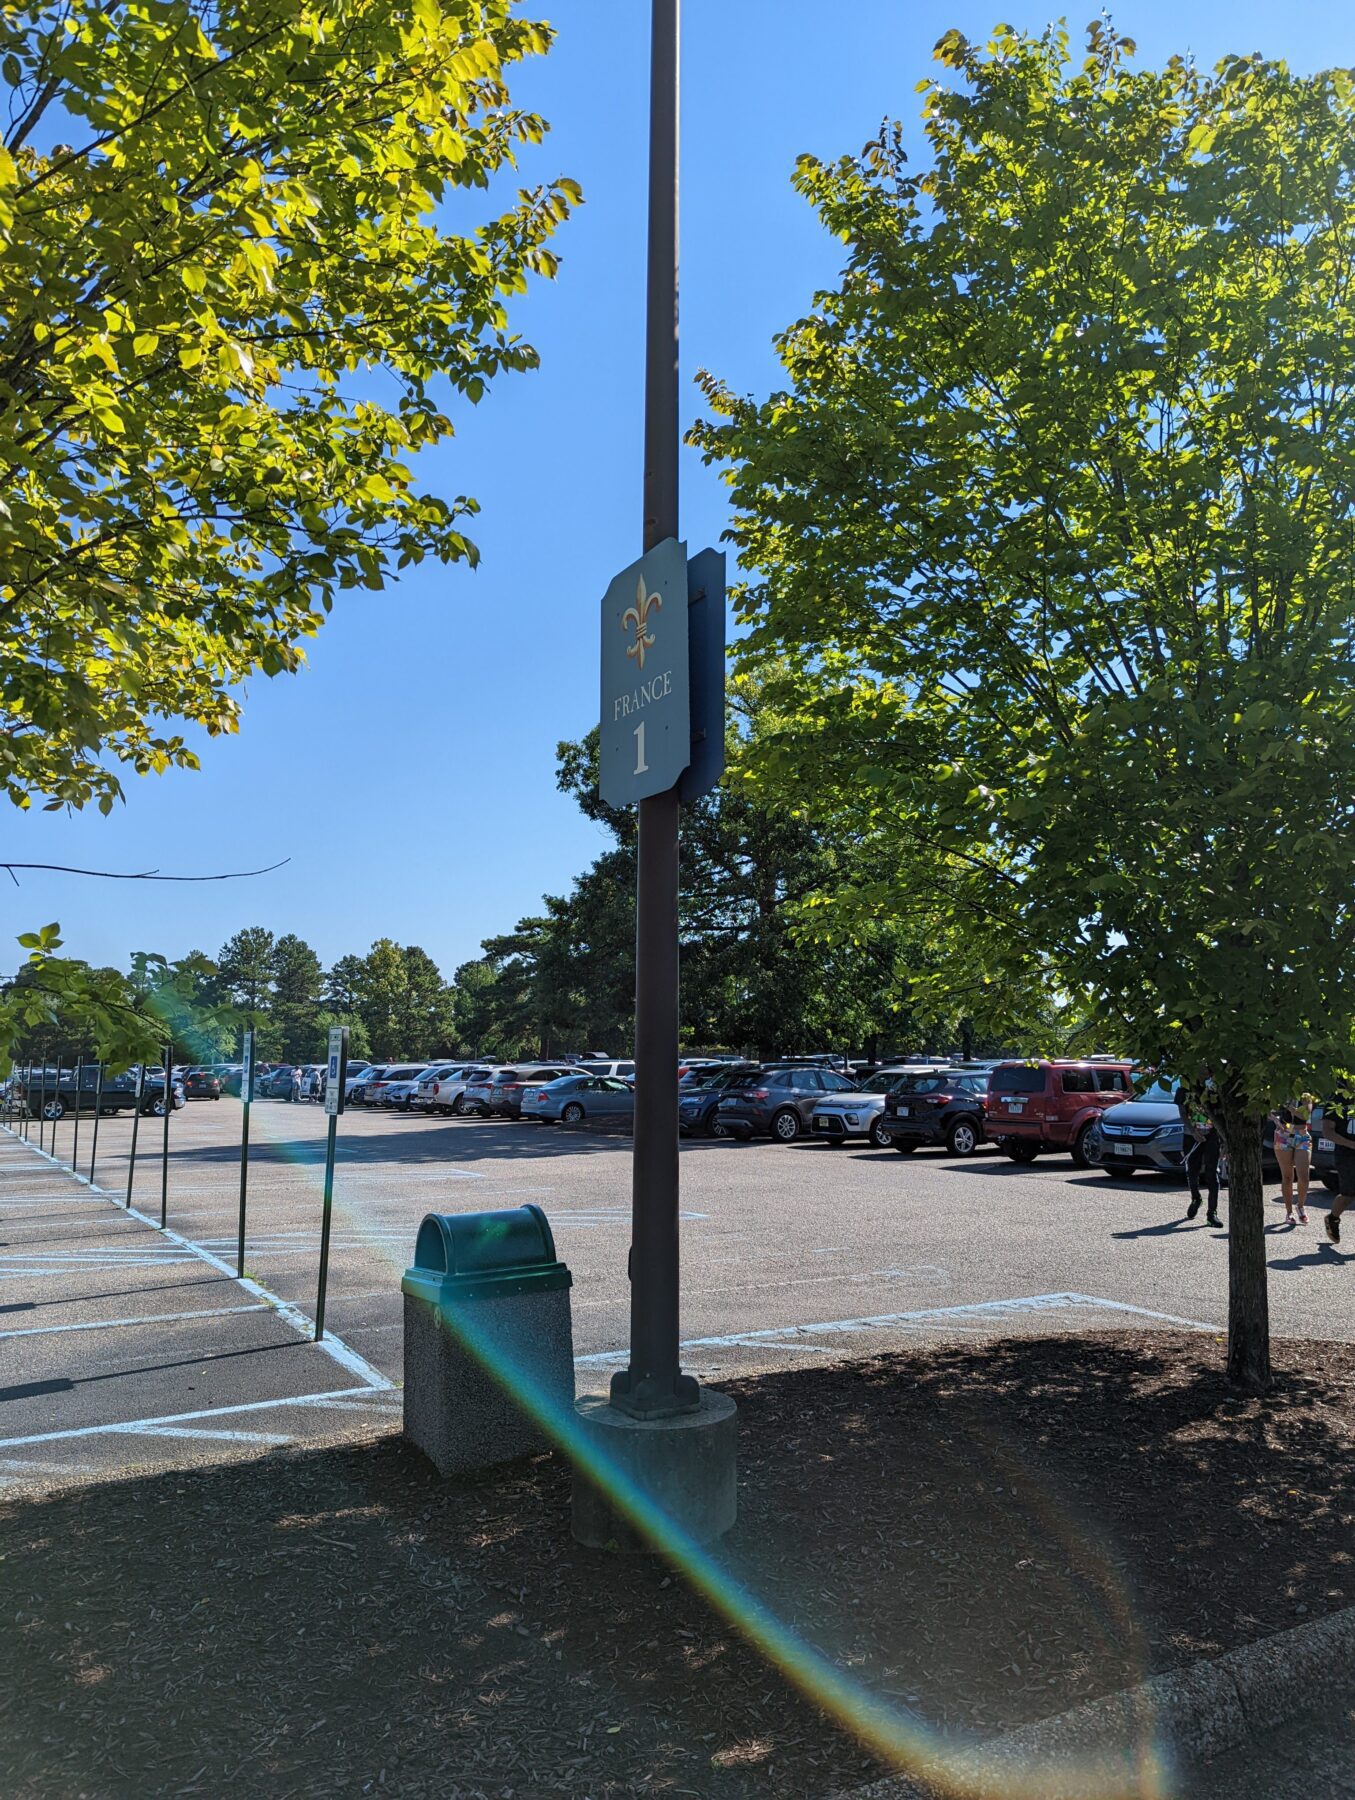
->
[[693, 21, 1355, 1390], [694, 20, 1355, 1108], [0, 0, 576, 811]]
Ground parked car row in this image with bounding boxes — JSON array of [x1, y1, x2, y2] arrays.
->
[[3, 1064, 187, 1119]]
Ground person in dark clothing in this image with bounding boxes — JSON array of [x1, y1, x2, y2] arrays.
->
[[1324, 1095, 1355, 1244], [1177, 1077, 1222, 1227]]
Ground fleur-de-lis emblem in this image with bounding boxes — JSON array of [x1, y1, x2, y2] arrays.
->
[[621, 575, 661, 670]]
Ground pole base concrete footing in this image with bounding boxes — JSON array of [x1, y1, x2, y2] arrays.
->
[[570, 1389, 737, 1551]]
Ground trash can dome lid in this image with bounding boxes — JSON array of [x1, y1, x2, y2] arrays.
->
[[413, 1204, 559, 1278]]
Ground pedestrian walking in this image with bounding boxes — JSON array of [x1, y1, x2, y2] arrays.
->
[[289, 1065, 302, 1104], [309, 1066, 323, 1103], [1324, 1094, 1355, 1244], [1177, 1074, 1222, 1227], [1270, 1095, 1315, 1225]]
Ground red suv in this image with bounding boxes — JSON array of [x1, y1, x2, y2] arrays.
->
[[987, 1060, 1134, 1166]]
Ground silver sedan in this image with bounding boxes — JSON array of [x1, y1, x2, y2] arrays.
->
[[521, 1074, 635, 1126]]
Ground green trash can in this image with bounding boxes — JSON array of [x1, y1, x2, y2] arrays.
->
[[401, 1205, 574, 1476]]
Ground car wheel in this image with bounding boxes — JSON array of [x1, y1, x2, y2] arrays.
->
[[562, 1102, 585, 1125], [892, 1139, 916, 1155], [771, 1108, 801, 1144], [868, 1118, 892, 1149], [947, 1117, 980, 1157], [710, 1117, 731, 1139], [1005, 1140, 1039, 1163], [148, 1098, 168, 1118], [1070, 1122, 1095, 1169], [42, 1099, 66, 1121]]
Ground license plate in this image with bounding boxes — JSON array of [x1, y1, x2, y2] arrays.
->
[[813, 1119, 830, 1131], [896, 1106, 910, 1118], [1110, 1143, 1133, 1157], [1007, 1102, 1024, 1113], [1320, 1138, 1334, 1152]]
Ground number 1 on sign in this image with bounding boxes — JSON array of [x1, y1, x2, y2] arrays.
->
[[633, 721, 648, 776]]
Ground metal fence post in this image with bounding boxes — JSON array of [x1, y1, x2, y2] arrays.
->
[[88, 1060, 104, 1186], [125, 1064, 146, 1209], [237, 1026, 254, 1278], [71, 1053, 84, 1174], [160, 1038, 172, 1228]]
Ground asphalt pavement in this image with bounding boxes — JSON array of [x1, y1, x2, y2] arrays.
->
[[4, 1095, 1353, 1494]]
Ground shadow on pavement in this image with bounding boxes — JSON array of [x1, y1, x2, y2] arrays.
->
[[160, 1117, 639, 1169], [4, 1331, 1354, 1799]]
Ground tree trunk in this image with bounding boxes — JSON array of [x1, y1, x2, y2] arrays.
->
[[1216, 1103, 1271, 1395], [960, 1019, 975, 1061]]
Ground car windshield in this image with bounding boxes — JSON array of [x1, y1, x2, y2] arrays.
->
[[991, 1065, 1045, 1093], [1133, 1080, 1179, 1103]]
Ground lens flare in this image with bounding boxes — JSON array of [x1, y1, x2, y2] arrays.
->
[[127, 1084, 1175, 1800]]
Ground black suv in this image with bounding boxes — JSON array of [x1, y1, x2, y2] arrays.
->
[[881, 1069, 990, 1157], [677, 1064, 762, 1136]]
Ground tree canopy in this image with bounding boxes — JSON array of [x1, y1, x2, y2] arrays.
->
[[693, 22, 1355, 1389], [0, 0, 576, 811]]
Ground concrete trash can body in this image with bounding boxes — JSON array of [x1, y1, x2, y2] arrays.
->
[[401, 1204, 574, 1476]]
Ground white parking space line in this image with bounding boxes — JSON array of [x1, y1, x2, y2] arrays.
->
[[0, 1386, 402, 1450], [0, 1302, 269, 1341], [574, 1292, 1219, 1366]]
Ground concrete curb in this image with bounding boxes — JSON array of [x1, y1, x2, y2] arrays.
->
[[838, 1604, 1355, 1799]]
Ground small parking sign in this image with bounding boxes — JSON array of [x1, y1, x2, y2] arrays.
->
[[325, 1026, 348, 1117]]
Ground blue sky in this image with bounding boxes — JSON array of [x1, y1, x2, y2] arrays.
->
[[6, 0, 1352, 980]]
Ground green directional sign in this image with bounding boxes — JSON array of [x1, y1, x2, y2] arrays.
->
[[599, 536, 690, 806]]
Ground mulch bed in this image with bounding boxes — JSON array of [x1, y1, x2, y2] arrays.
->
[[3, 1329, 1355, 1798]]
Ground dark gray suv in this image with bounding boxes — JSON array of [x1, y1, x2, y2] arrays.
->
[[715, 1064, 855, 1143]]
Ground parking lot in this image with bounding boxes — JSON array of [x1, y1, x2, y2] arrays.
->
[[4, 1095, 1354, 1493]]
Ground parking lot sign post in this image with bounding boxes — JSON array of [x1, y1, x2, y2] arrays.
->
[[572, 0, 737, 1549], [314, 1025, 348, 1342], [237, 1026, 255, 1277]]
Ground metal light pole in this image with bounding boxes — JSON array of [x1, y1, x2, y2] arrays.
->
[[572, 0, 736, 1548], [609, 0, 696, 1422]]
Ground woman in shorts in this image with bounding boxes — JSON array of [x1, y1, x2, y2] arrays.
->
[[1270, 1097, 1315, 1224]]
